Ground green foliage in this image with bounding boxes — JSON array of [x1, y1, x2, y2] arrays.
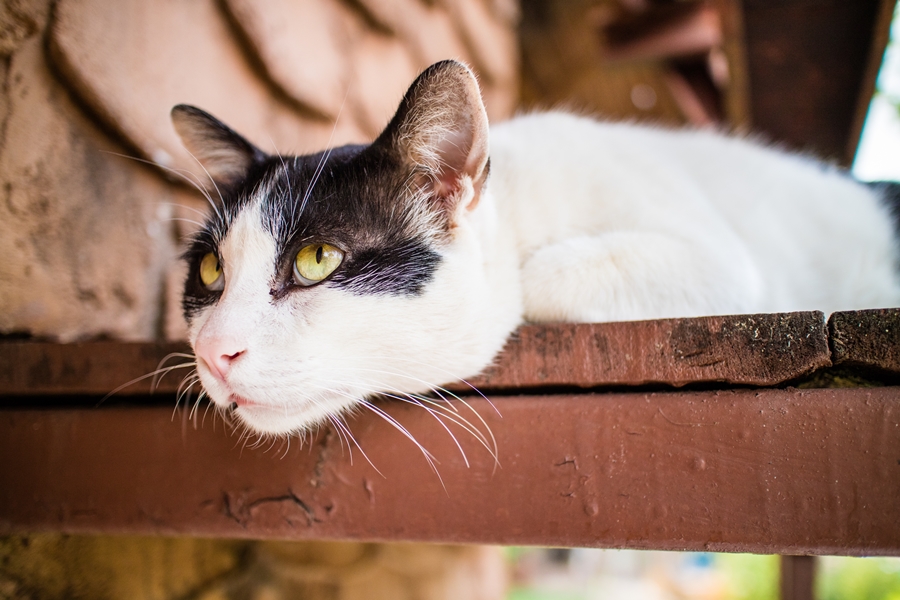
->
[[507, 589, 585, 600], [818, 558, 900, 600], [717, 554, 779, 600]]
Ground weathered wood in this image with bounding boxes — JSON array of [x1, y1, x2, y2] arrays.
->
[[469, 312, 830, 390], [0, 340, 192, 397], [2, 387, 898, 555], [830, 309, 900, 376], [743, 0, 885, 163], [0, 312, 833, 398]]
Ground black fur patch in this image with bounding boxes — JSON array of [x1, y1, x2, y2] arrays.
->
[[182, 141, 443, 321], [868, 180, 900, 238]]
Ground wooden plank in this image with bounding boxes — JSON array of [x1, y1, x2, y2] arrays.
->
[[0, 340, 192, 397], [470, 312, 830, 390], [0, 312, 832, 397], [743, 0, 885, 163], [1, 387, 898, 555], [830, 309, 900, 376]]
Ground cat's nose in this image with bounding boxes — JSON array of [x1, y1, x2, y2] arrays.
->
[[197, 339, 246, 382]]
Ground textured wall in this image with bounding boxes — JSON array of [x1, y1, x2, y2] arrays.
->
[[0, 0, 519, 341], [0, 535, 507, 600], [0, 2, 518, 597]]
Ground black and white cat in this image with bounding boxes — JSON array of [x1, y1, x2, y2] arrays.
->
[[173, 60, 900, 437]]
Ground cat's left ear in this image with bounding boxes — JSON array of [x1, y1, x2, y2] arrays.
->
[[377, 60, 490, 214], [171, 105, 267, 187]]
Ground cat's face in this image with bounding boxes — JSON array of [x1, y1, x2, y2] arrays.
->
[[175, 61, 503, 436]]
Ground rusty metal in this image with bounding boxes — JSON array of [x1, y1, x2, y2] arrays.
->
[[1, 387, 898, 555]]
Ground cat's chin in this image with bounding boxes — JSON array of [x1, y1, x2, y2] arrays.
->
[[229, 395, 353, 437]]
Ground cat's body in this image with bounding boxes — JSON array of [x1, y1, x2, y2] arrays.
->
[[174, 61, 900, 437]]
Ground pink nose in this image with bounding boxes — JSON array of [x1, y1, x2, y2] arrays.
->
[[196, 338, 246, 382]]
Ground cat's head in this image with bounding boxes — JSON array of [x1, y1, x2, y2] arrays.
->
[[172, 60, 517, 437]]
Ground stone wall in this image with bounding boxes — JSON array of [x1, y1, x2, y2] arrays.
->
[[0, 0, 519, 341], [0, 2, 518, 597], [0, 536, 507, 600]]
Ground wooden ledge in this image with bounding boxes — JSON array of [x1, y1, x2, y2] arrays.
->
[[1, 309, 898, 554], [1, 387, 898, 555], [8, 309, 898, 397]]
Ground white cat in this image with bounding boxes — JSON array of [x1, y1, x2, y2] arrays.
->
[[172, 60, 900, 437]]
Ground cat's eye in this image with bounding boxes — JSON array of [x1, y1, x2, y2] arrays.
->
[[293, 243, 344, 286], [199, 252, 225, 291]]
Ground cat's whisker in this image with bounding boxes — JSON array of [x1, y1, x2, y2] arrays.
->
[[381, 392, 470, 467], [298, 372, 493, 468], [100, 149, 223, 222], [372, 355, 500, 417], [175, 373, 201, 411], [200, 392, 215, 427], [157, 201, 211, 220], [98, 360, 196, 408], [408, 392, 498, 462], [152, 352, 197, 391], [328, 414, 385, 478], [359, 399, 445, 489], [169, 217, 205, 228], [317, 366, 498, 462], [171, 374, 200, 421], [179, 144, 228, 217], [353, 396, 438, 463], [267, 136, 297, 243], [297, 88, 349, 221]]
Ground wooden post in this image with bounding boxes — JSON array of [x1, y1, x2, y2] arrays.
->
[[781, 556, 817, 600]]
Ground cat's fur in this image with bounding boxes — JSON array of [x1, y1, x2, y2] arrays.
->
[[174, 60, 900, 436]]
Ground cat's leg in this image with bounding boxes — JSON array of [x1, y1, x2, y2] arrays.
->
[[520, 231, 761, 323]]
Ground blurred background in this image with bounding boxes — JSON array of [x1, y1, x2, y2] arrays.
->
[[1, 0, 899, 599]]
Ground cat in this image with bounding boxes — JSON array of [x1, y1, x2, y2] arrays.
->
[[172, 60, 900, 438]]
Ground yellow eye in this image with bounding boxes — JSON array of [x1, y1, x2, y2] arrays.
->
[[199, 252, 224, 290], [294, 243, 343, 286]]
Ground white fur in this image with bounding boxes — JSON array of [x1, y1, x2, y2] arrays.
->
[[192, 112, 900, 436], [491, 113, 900, 321]]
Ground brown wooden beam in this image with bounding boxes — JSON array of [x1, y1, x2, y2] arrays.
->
[[0, 311, 838, 397], [742, 0, 887, 164], [1, 387, 898, 555]]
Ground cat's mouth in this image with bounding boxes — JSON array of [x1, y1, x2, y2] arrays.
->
[[230, 394, 262, 409]]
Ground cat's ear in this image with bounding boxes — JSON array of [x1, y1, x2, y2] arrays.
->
[[378, 60, 490, 213], [171, 105, 267, 186]]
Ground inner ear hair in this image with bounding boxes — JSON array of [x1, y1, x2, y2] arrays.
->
[[380, 61, 490, 212], [171, 105, 267, 187]]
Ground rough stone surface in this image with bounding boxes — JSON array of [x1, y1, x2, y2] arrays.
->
[[0, 534, 244, 600], [0, 38, 176, 341], [0, 536, 507, 600], [48, 0, 367, 179], [0, 0, 50, 57]]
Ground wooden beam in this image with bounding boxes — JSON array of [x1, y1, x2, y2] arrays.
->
[[1, 387, 898, 555], [0, 311, 836, 398]]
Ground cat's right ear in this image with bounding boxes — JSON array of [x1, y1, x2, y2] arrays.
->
[[376, 60, 490, 216], [171, 105, 267, 187]]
